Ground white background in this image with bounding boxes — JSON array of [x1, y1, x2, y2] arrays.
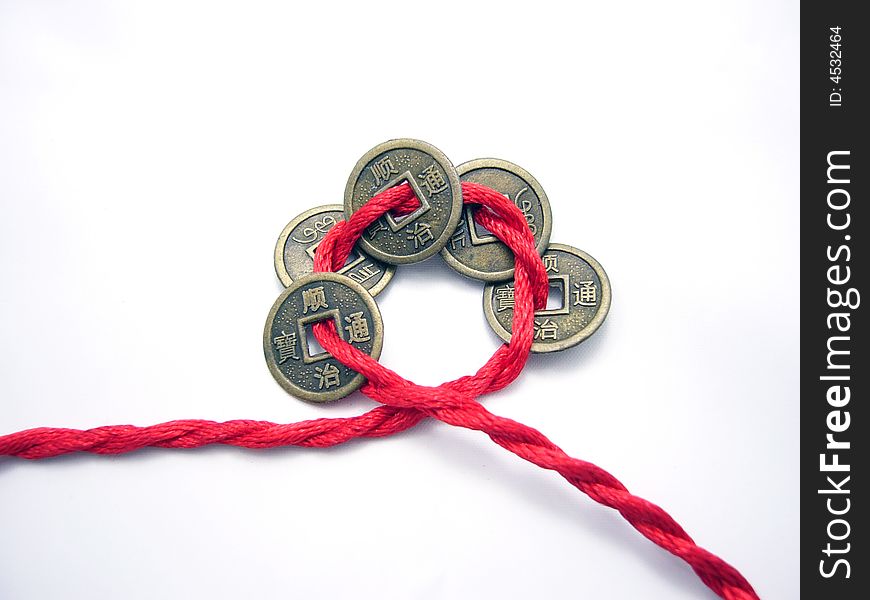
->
[[0, 1, 798, 598]]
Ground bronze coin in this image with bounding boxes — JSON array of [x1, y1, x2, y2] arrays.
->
[[442, 158, 552, 281], [483, 243, 611, 353], [274, 204, 395, 296], [264, 272, 384, 402], [344, 139, 463, 265]]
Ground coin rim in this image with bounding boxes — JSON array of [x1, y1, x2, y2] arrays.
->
[[263, 271, 385, 402], [441, 158, 553, 282], [482, 243, 611, 353], [343, 138, 463, 265], [273, 203, 395, 297]]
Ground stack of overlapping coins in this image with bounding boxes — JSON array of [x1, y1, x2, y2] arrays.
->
[[264, 139, 611, 402]]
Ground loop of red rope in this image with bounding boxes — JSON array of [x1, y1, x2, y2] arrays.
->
[[0, 182, 758, 600]]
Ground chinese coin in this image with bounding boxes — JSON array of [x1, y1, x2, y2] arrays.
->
[[264, 272, 384, 402], [442, 158, 552, 282], [483, 243, 611, 353], [274, 204, 395, 296], [344, 138, 463, 264]]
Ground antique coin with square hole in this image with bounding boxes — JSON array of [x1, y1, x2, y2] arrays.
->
[[264, 272, 384, 402], [274, 204, 395, 296], [483, 243, 611, 353], [344, 139, 463, 264], [441, 158, 552, 281]]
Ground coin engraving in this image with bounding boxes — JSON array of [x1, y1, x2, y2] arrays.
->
[[344, 139, 462, 264], [441, 158, 552, 282], [264, 272, 384, 402], [274, 204, 395, 297], [483, 244, 610, 353]]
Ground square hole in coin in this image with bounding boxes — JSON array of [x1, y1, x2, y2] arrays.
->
[[538, 275, 570, 316], [383, 177, 430, 231], [472, 214, 497, 240], [547, 281, 564, 311], [341, 250, 362, 269], [307, 240, 364, 272], [388, 184, 422, 221], [297, 310, 343, 363], [305, 322, 328, 357], [466, 206, 500, 245]]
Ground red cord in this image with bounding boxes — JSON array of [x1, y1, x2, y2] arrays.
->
[[0, 182, 758, 600]]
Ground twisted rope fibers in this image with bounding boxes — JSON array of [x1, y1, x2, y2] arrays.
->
[[0, 182, 758, 600]]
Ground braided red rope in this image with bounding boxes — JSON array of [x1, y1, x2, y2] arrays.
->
[[0, 182, 758, 600]]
